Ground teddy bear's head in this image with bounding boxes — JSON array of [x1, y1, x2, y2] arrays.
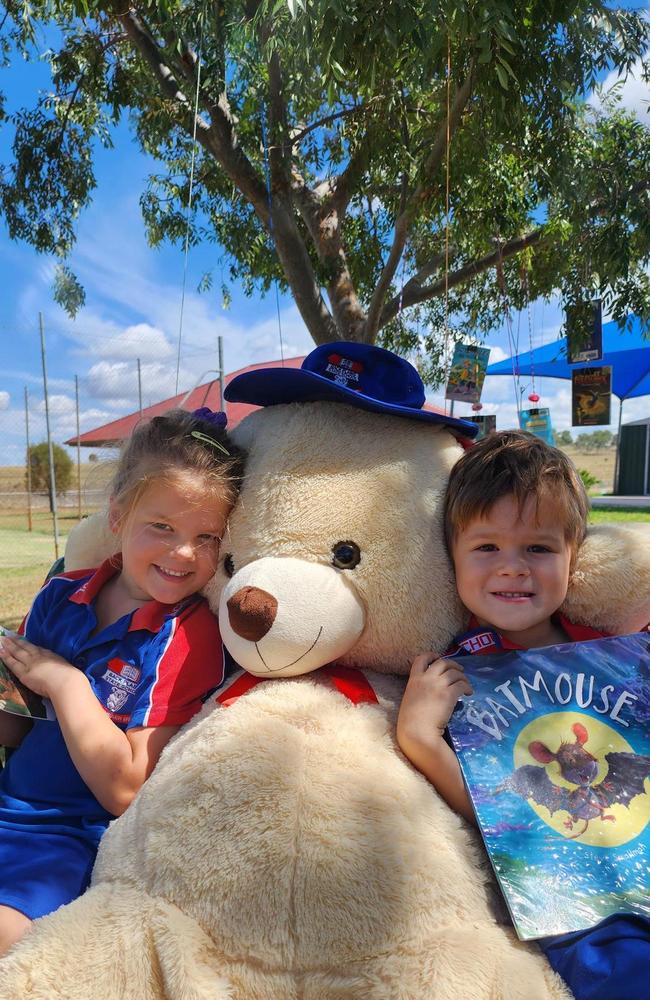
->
[[207, 400, 469, 676]]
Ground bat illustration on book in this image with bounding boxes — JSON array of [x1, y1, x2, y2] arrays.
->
[[496, 722, 650, 839]]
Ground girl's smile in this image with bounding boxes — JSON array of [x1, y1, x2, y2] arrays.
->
[[110, 479, 230, 606]]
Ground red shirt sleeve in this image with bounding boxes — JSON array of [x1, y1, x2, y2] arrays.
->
[[130, 600, 225, 729]]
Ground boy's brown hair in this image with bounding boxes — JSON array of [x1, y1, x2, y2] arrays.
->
[[443, 430, 589, 562]]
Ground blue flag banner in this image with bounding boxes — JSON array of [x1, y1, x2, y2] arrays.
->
[[447, 634, 650, 940]]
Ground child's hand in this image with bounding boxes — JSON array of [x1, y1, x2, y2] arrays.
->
[[0, 635, 77, 699], [398, 653, 473, 741]]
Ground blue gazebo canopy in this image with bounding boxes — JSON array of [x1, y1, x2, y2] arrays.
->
[[486, 315, 650, 401]]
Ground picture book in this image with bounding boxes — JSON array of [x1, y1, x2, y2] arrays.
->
[[566, 299, 603, 363], [0, 626, 54, 721], [445, 343, 490, 404], [571, 366, 612, 426], [447, 633, 650, 940], [467, 414, 496, 439], [518, 407, 555, 446]]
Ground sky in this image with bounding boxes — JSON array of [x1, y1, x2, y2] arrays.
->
[[0, 13, 648, 467]]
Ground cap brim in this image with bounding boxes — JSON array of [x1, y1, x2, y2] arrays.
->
[[225, 367, 479, 437]]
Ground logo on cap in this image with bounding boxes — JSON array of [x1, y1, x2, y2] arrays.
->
[[324, 353, 364, 390]]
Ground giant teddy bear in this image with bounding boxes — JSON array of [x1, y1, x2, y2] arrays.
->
[[1, 342, 648, 1000]]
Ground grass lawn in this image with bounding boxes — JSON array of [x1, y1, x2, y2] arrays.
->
[[0, 523, 70, 631], [589, 506, 650, 523]]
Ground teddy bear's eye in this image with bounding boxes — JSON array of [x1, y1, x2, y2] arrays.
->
[[223, 553, 235, 578], [331, 541, 361, 570]]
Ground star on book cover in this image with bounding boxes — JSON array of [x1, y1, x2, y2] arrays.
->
[[446, 633, 650, 940], [0, 627, 55, 721]]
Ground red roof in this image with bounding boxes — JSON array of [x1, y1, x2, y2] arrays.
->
[[65, 356, 306, 447], [66, 353, 465, 447]]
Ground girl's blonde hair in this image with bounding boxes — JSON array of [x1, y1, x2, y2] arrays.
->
[[110, 408, 245, 519]]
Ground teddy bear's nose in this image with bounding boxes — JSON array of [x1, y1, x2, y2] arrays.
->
[[227, 586, 279, 642]]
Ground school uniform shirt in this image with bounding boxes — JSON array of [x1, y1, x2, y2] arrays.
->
[[0, 557, 224, 919]]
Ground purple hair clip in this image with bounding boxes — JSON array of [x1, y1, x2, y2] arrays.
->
[[192, 407, 228, 429]]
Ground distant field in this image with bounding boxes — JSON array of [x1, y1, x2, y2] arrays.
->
[[559, 444, 615, 493], [0, 463, 109, 629]]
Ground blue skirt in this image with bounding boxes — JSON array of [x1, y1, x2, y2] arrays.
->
[[540, 914, 650, 1000]]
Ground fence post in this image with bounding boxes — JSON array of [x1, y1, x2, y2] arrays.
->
[[24, 387, 33, 533], [75, 374, 82, 521], [39, 313, 60, 560]]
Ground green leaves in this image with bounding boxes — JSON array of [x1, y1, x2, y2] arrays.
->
[[0, 0, 647, 358]]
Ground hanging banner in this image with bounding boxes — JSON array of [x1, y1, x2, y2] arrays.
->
[[566, 300, 603, 364], [445, 344, 490, 404], [467, 414, 497, 439], [571, 366, 612, 426], [519, 408, 555, 446]]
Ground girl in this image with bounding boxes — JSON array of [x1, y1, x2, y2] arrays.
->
[[0, 407, 244, 955]]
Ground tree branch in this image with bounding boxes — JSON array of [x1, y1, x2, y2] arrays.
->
[[109, 2, 335, 344], [379, 229, 546, 327], [363, 65, 475, 342]]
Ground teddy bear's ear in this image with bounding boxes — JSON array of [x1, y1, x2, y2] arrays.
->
[[562, 522, 650, 635], [64, 510, 120, 571]]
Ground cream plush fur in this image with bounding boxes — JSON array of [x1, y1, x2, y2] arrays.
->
[[1, 402, 648, 1000]]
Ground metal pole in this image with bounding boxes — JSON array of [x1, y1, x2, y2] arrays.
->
[[75, 374, 82, 521], [613, 398, 624, 497], [24, 387, 33, 532], [137, 358, 143, 416], [218, 335, 226, 417], [39, 313, 60, 559]]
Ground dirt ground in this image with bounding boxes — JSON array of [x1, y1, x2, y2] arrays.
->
[[559, 444, 616, 493]]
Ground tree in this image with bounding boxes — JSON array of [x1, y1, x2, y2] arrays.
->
[[1, 2, 649, 383], [27, 442, 74, 511], [575, 429, 613, 451], [556, 430, 573, 446]]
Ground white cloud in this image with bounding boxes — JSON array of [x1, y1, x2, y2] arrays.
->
[[38, 394, 75, 416], [92, 323, 174, 362], [85, 359, 177, 403], [0, 391, 9, 411], [590, 57, 650, 120]]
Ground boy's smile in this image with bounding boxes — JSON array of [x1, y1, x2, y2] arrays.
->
[[451, 493, 573, 649]]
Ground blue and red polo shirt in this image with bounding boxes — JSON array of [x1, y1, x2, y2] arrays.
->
[[1, 558, 224, 839]]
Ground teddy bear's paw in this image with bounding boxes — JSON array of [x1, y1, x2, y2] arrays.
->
[[0, 884, 169, 1000], [64, 509, 118, 572], [564, 522, 650, 635]]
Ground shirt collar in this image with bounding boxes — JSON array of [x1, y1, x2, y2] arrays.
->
[[459, 613, 604, 654], [68, 554, 197, 633]]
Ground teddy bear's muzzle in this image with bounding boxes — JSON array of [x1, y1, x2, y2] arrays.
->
[[219, 556, 366, 677]]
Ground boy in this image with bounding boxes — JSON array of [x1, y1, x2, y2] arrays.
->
[[396, 430, 649, 1000]]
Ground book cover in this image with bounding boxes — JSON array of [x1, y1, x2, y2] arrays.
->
[[447, 633, 650, 940], [445, 344, 490, 404], [0, 626, 54, 721], [566, 299, 603, 363], [467, 414, 497, 440], [571, 366, 612, 426], [518, 407, 555, 446]]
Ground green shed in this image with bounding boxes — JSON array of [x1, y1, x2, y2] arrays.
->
[[616, 418, 650, 495]]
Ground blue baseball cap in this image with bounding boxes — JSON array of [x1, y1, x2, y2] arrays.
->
[[225, 341, 479, 437]]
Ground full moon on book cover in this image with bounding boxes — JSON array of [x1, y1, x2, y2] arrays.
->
[[512, 712, 650, 847]]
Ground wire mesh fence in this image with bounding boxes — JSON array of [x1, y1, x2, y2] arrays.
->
[[0, 360, 139, 630]]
